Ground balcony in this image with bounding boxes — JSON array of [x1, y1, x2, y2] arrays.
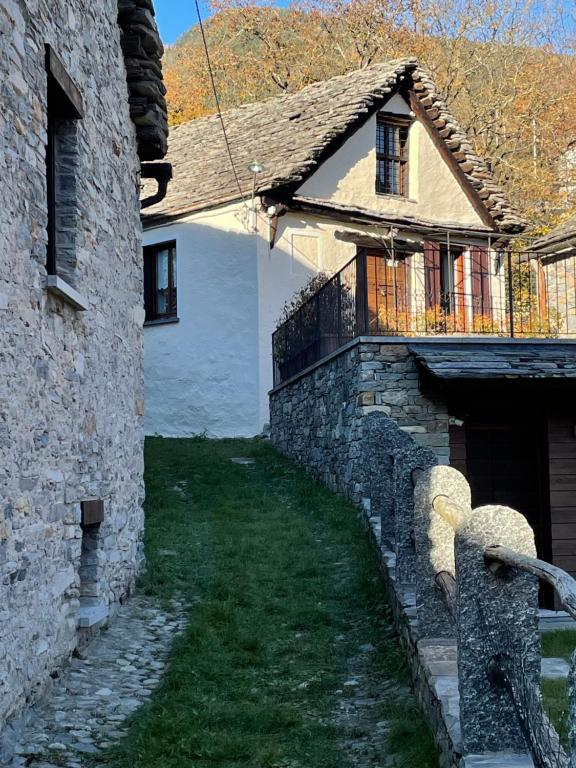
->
[[272, 248, 576, 386]]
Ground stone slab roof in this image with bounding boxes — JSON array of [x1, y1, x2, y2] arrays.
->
[[408, 342, 576, 379], [532, 215, 576, 253], [142, 59, 524, 232]]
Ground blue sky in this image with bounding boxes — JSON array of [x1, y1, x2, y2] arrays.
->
[[154, 0, 574, 46], [154, 1, 199, 45]]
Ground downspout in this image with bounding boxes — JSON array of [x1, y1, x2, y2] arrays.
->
[[140, 162, 173, 209]]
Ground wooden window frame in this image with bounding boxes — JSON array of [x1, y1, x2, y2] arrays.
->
[[376, 112, 411, 198], [144, 240, 178, 323]]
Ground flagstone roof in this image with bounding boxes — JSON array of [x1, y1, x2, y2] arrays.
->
[[142, 58, 524, 232], [409, 342, 576, 379], [532, 215, 576, 253]]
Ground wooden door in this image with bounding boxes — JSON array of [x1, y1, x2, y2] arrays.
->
[[463, 413, 553, 606], [470, 246, 491, 321], [453, 251, 467, 332], [548, 414, 576, 582], [366, 251, 408, 333]]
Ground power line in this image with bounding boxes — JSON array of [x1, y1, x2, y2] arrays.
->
[[193, 0, 248, 207]]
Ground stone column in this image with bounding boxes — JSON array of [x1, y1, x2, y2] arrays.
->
[[393, 444, 437, 586], [413, 465, 471, 638], [455, 505, 540, 754], [362, 414, 413, 549]]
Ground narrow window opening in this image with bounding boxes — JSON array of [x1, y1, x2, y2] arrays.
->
[[45, 45, 84, 285], [79, 522, 102, 604]]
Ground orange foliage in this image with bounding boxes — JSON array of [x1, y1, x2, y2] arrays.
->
[[162, 0, 576, 225]]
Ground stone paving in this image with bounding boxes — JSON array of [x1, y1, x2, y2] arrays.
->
[[1, 596, 186, 768]]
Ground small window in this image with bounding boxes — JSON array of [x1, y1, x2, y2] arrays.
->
[[376, 114, 410, 197], [45, 45, 84, 283], [144, 242, 177, 322]]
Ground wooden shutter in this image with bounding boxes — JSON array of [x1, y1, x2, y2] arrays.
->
[[470, 247, 490, 317], [424, 241, 441, 310]]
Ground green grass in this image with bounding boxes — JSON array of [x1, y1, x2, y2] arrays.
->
[[542, 678, 569, 748], [541, 630, 576, 661], [540, 630, 575, 749], [100, 437, 439, 768]]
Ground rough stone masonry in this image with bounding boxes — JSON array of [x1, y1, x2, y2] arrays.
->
[[0, 0, 167, 739]]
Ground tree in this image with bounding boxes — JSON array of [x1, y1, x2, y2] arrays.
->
[[162, 0, 576, 227]]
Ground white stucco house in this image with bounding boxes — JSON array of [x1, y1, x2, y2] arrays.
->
[[142, 58, 524, 438]]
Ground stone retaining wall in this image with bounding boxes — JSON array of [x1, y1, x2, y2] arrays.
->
[[270, 340, 450, 510]]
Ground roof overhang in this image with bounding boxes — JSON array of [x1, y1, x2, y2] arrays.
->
[[408, 342, 576, 382]]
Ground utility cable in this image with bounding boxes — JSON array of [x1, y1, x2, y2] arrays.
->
[[193, 0, 249, 208]]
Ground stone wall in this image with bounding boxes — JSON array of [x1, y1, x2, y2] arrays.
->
[[269, 340, 449, 508], [0, 0, 147, 739]]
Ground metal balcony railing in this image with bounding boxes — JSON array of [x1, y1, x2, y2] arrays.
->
[[272, 248, 576, 386]]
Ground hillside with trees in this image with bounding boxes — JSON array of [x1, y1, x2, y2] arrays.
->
[[163, 0, 576, 228]]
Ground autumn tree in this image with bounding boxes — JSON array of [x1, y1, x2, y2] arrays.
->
[[162, 0, 576, 227]]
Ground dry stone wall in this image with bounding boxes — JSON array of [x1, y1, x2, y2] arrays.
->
[[0, 0, 145, 741], [269, 340, 450, 510]]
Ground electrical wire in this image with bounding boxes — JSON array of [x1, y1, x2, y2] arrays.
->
[[193, 0, 249, 208]]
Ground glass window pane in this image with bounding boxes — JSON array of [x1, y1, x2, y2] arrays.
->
[[171, 247, 177, 288], [156, 249, 169, 314]]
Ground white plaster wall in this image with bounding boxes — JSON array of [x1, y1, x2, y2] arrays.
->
[[145, 207, 397, 437], [143, 204, 260, 438], [143, 90, 498, 436], [255, 212, 358, 429], [297, 92, 486, 228]]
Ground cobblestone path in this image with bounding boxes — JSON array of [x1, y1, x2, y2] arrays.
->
[[3, 597, 185, 768]]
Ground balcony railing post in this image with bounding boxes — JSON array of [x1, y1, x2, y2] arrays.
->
[[356, 249, 369, 336], [507, 251, 515, 338]]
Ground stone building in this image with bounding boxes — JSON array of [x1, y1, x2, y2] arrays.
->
[[141, 59, 524, 439], [0, 0, 168, 743], [533, 215, 576, 334]]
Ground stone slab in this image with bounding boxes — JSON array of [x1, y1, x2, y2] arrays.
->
[[461, 755, 534, 767], [541, 657, 570, 679], [77, 604, 109, 629]]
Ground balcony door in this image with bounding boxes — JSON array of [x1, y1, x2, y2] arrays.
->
[[366, 249, 409, 334], [424, 242, 490, 333]]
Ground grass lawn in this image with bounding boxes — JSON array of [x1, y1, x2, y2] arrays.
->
[[541, 630, 576, 661], [542, 678, 568, 748], [99, 437, 439, 768], [541, 630, 576, 748]]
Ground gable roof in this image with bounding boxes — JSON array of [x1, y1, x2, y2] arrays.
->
[[532, 214, 576, 252], [142, 58, 524, 232]]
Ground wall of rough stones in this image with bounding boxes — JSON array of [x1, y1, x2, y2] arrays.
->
[[0, 0, 145, 738], [269, 340, 450, 508]]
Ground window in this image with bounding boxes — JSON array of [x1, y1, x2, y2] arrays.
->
[[45, 45, 84, 283], [376, 113, 410, 196], [144, 242, 177, 322]]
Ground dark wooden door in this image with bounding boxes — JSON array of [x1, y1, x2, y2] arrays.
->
[[464, 414, 553, 606]]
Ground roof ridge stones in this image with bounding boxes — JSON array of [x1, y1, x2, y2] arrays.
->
[[143, 58, 523, 232]]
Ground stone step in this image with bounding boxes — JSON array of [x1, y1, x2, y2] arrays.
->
[[461, 754, 534, 767], [76, 604, 108, 629]]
